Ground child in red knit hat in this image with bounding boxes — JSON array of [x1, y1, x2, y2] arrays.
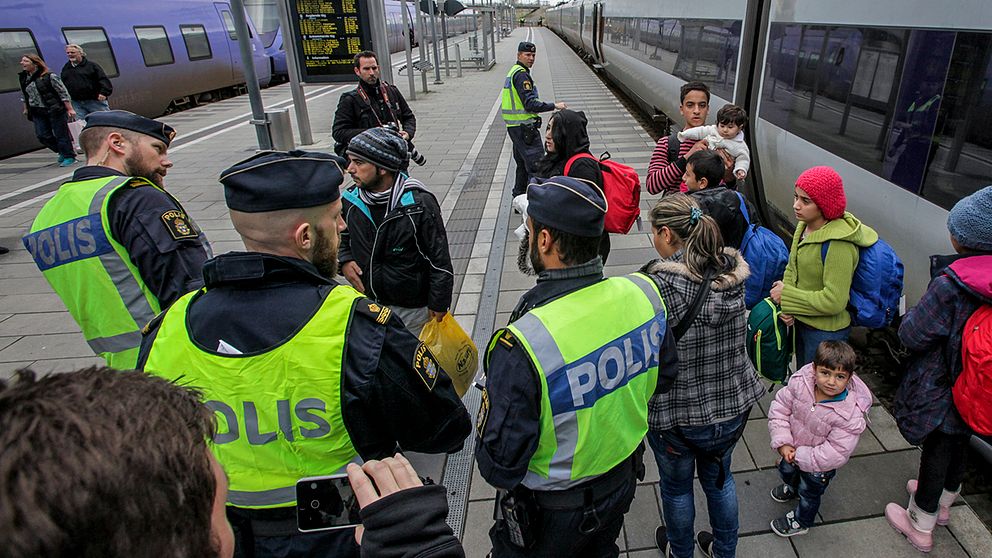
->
[[769, 166, 878, 365]]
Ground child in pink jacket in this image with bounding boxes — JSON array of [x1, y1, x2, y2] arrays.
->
[[766, 340, 873, 537]]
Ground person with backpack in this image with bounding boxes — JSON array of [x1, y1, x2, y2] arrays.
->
[[884, 185, 992, 553], [18, 53, 77, 166], [769, 166, 878, 366], [642, 193, 764, 558], [684, 150, 757, 250]]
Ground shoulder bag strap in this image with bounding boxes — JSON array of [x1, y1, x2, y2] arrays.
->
[[563, 152, 596, 175], [673, 265, 716, 341], [667, 131, 680, 164]]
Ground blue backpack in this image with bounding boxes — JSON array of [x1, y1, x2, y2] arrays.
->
[[737, 193, 789, 309], [821, 235, 904, 329]]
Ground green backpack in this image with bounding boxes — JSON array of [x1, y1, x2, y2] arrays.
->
[[746, 297, 795, 383]]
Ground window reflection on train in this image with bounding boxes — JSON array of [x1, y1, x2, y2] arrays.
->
[[603, 17, 741, 103], [760, 25, 992, 211]]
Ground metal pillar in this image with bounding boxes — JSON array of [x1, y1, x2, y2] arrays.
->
[[400, 0, 417, 100], [428, 2, 444, 83], [441, 14, 451, 78], [276, 0, 312, 145], [367, 0, 394, 85], [230, 0, 271, 150], [481, 9, 491, 67], [415, 0, 430, 92]]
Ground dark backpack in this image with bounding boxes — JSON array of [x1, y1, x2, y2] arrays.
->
[[736, 193, 789, 309], [565, 152, 641, 234], [820, 233, 904, 328], [746, 297, 794, 383]]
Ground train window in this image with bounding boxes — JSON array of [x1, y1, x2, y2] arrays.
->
[[221, 10, 254, 41], [180, 24, 212, 60], [603, 17, 741, 102], [62, 28, 119, 78], [134, 26, 174, 67], [760, 24, 991, 211], [245, 0, 280, 47], [0, 29, 39, 93]]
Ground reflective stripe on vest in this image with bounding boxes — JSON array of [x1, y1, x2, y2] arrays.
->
[[23, 176, 161, 369], [502, 64, 538, 125], [503, 273, 666, 490], [143, 286, 364, 509]]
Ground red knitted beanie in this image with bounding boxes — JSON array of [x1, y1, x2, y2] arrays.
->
[[795, 166, 846, 220]]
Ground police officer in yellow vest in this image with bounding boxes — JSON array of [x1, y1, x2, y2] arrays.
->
[[476, 176, 679, 557], [137, 150, 471, 558], [504, 41, 566, 198], [22, 110, 211, 369]]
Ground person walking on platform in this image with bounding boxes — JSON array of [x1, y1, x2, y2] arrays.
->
[[61, 43, 113, 119], [642, 193, 763, 558], [22, 110, 211, 369], [503, 41, 566, 198], [138, 150, 471, 558], [333, 51, 416, 158], [340, 128, 454, 334], [476, 176, 679, 557], [18, 53, 77, 166]]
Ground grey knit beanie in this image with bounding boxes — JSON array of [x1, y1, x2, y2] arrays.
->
[[948, 185, 992, 251], [346, 127, 408, 172]]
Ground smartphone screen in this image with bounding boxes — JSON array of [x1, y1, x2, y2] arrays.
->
[[296, 474, 362, 532]]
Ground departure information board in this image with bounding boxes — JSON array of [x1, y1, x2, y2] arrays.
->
[[287, 0, 371, 82]]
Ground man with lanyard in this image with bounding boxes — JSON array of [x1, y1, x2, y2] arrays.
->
[[22, 110, 211, 369], [332, 50, 416, 158], [475, 176, 679, 557], [503, 41, 566, 199], [138, 150, 471, 558]]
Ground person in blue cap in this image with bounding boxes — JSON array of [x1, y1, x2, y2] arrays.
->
[[137, 150, 471, 558], [502, 41, 566, 199], [22, 109, 211, 369], [476, 176, 679, 557]]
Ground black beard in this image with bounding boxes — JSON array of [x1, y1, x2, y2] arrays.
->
[[516, 230, 544, 276]]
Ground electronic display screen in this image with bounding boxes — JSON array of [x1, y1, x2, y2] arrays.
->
[[288, 0, 371, 82]]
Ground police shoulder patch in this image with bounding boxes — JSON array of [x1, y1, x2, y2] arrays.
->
[[413, 343, 440, 390], [522, 80, 533, 91], [160, 209, 198, 240]]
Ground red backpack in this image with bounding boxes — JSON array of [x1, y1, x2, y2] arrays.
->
[[954, 303, 992, 435], [565, 152, 641, 234]]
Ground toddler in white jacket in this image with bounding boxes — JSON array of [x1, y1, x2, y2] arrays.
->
[[678, 104, 750, 181]]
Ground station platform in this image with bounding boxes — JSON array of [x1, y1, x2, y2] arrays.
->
[[0, 25, 990, 558]]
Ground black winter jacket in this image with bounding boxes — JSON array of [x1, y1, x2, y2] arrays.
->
[[690, 186, 760, 250], [339, 179, 453, 312], [332, 81, 416, 156], [358, 485, 465, 557], [60, 58, 112, 100]]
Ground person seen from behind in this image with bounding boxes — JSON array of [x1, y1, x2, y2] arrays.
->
[[683, 149, 758, 250], [766, 340, 873, 538], [18, 53, 77, 166]]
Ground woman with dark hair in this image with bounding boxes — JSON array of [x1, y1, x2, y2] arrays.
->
[[534, 109, 612, 263], [18, 53, 77, 166]]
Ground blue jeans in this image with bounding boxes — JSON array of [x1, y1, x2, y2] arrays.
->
[[648, 411, 749, 558], [777, 459, 835, 527], [506, 123, 544, 197], [72, 98, 110, 120], [30, 107, 75, 159], [794, 321, 850, 368]]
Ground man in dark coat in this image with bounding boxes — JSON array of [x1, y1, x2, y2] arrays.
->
[[61, 44, 112, 119], [332, 51, 416, 157]]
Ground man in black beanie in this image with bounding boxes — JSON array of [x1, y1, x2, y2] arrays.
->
[[137, 149, 470, 558], [340, 127, 454, 335]]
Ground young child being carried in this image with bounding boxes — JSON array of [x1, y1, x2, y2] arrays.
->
[[677, 103, 750, 182], [766, 340, 874, 537]]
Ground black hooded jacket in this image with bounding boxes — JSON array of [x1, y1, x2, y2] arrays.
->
[[534, 109, 603, 187]]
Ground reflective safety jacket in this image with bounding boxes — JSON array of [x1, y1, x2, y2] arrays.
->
[[495, 273, 666, 490], [502, 64, 539, 126], [23, 175, 162, 369], [143, 285, 364, 509]]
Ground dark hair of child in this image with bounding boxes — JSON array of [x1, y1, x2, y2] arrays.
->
[[717, 104, 748, 128], [813, 340, 857, 373]]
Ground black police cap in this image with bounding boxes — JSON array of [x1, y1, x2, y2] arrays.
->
[[518, 41, 536, 53], [527, 176, 607, 237], [219, 150, 347, 213], [82, 110, 177, 146]]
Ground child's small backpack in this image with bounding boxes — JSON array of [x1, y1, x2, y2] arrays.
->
[[736, 193, 789, 309], [746, 297, 795, 383], [821, 232, 904, 328], [954, 304, 992, 435], [565, 152, 641, 234]]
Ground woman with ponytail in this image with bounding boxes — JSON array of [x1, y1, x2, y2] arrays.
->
[[641, 193, 763, 558]]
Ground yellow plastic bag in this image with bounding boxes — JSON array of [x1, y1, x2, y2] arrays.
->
[[419, 314, 478, 397]]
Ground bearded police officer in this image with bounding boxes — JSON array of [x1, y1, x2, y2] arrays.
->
[[503, 42, 565, 199], [22, 110, 211, 369], [137, 150, 471, 558], [476, 176, 679, 557]]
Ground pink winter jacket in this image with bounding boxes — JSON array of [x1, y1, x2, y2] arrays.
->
[[767, 363, 874, 472]]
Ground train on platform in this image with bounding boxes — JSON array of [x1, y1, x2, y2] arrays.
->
[[546, 0, 992, 308]]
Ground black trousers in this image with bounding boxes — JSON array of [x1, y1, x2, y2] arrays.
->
[[915, 429, 969, 513], [229, 507, 359, 558], [507, 124, 544, 197]]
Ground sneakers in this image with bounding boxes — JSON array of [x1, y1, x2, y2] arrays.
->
[[770, 483, 797, 503], [59, 157, 77, 167], [655, 526, 672, 557], [906, 479, 955, 525], [885, 498, 937, 553], [57, 153, 65, 163], [771, 510, 809, 537], [696, 531, 715, 557]]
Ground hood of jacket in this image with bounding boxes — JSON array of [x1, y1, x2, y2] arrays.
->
[[947, 254, 992, 302], [794, 362, 873, 421], [553, 109, 591, 157], [797, 211, 878, 248], [645, 248, 749, 328]]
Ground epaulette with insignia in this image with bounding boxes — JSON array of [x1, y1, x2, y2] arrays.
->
[[497, 330, 515, 349], [354, 299, 392, 326]]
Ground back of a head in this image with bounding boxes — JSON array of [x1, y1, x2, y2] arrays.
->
[[0, 367, 218, 558], [649, 193, 724, 276], [687, 150, 725, 189]]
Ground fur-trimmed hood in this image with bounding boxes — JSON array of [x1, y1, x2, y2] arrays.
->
[[644, 248, 749, 290], [643, 248, 750, 329]]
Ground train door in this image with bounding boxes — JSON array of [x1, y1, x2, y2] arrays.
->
[[591, 2, 604, 62], [214, 2, 245, 82]]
